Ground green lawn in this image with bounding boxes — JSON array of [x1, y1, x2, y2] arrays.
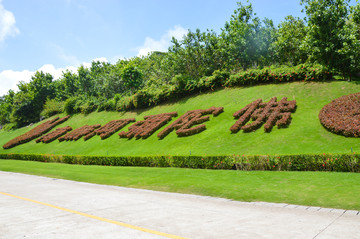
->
[[1, 81, 360, 156], [1, 159, 360, 210]]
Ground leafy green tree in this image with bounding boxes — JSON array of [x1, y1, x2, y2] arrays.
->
[[220, 1, 255, 70], [9, 71, 55, 127], [0, 90, 14, 125], [337, 14, 360, 79], [90, 60, 111, 97], [10, 91, 36, 127], [341, 2, 360, 79], [61, 70, 79, 98], [141, 51, 172, 85], [301, 0, 350, 70], [77, 65, 93, 96], [168, 29, 209, 80], [121, 63, 143, 94], [220, 1, 275, 70], [102, 62, 125, 98], [272, 16, 307, 65], [29, 71, 54, 105]]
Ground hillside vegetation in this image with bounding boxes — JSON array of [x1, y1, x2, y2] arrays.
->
[[1, 81, 360, 156], [1, 0, 359, 130]]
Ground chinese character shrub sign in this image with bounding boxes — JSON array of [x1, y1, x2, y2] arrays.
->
[[119, 112, 177, 139], [36, 126, 72, 143], [3, 97, 299, 150], [230, 97, 296, 133], [158, 107, 224, 139], [3, 115, 70, 149]]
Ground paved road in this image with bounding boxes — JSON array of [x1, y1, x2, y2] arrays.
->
[[0, 171, 359, 239]]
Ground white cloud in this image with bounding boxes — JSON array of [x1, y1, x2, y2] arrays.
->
[[137, 25, 188, 57], [0, 69, 32, 95], [38, 64, 76, 80], [0, 0, 19, 43], [0, 57, 109, 96]]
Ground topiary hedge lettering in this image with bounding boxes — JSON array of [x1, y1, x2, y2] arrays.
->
[[118, 112, 178, 139], [319, 92, 360, 137], [2, 98, 299, 150], [58, 124, 101, 141], [158, 107, 224, 139], [95, 118, 135, 140], [36, 126, 72, 144], [230, 97, 296, 133], [3, 115, 70, 149]]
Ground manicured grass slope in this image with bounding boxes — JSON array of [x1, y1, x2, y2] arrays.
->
[[1, 160, 360, 210], [1, 81, 360, 156]]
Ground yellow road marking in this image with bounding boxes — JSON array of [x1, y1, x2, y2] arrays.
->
[[0, 191, 187, 239]]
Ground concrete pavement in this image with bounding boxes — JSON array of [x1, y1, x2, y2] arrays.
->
[[0, 171, 359, 239]]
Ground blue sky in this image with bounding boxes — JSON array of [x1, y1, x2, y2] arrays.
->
[[0, 0, 350, 95]]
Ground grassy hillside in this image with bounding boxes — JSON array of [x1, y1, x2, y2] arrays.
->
[[1, 81, 360, 156]]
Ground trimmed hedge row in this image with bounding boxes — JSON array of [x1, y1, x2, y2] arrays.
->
[[96, 119, 135, 140], [36, 126, 72, 144], [119, 113, 178, 139], [158, 107, 224, 139], [3, 115, 70, 149], [319, 92, 360, 137], [1, 153, 359, 172], [59, 124, 101, 141], [230, 97, 296, 133]]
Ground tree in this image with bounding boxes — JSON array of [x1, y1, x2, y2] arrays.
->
[[10, 91, 36, 127], [121, 63, 143, 94], [220, 1, 275, 70], [0, 90, 14, 125], [168, 28, 222, 80], [220, 1, 255, 70], [61, 70, 79, 98], [29, 71, 54, 107], [100, 62, 125, 98], [301, 0, 350, 71], [9, 71, 55, 127], [337, 12, 360, 79], [90, 60, 111, 97], [272, 16, 307, 65], [77, 65, 93, 96]]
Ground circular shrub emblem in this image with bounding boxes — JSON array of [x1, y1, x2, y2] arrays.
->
[[319, 93, 360, 137]]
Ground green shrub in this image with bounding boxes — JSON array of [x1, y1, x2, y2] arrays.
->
[[61, 64, 333, 115], [116, 95, 134, 112], [2, 123, 16, 131], [98, 99, 116, 112], [64, 97, 78, 115], [41, 99, 64, 118], [198, 70, 230, 90], [224, 64, 332, 87], [80, 99, 98, 114]]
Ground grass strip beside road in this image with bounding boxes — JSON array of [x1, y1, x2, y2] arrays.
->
[[1, 159, 360, 210]]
